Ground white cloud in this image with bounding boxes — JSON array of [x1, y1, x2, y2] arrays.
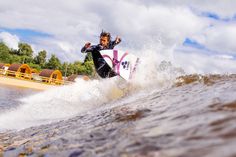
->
[[57, 41, 75, 53], [132, 0, 236, 18], [28, 37, 83, 62], [0, 32, 19, 49], [0, 0, 235, 73], [174, 50, 236, 74], [213, 54, 234, 60], [0, 0, 207, 47], [192, 23, 236, 55]]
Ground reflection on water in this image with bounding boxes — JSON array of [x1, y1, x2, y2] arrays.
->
[[0, 85, 38, 111]]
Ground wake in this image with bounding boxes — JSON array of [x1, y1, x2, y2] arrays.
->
[[0, 48, 183, 131], [0, 77, 129, 130]]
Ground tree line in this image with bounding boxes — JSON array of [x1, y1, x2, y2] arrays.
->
[[0, 42, 95, 77]]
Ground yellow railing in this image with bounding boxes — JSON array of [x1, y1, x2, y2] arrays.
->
[[0, 69, 4, 75], [0, 69, 72, 85]]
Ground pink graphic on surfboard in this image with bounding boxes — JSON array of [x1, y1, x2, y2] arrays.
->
[[100, 49, 139, 80]]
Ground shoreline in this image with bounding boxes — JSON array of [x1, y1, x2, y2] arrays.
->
[[0, 76, 56, 90]]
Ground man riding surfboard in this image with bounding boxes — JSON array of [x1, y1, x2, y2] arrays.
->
[[81, 31, 121, 78]]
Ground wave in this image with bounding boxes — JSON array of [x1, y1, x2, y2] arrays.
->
[[0, 77, 129, 130], [0, 50, 185, 131], [174, 74, 236, 87]]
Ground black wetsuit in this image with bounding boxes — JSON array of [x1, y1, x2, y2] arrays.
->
[[81, 41, 120, 78]]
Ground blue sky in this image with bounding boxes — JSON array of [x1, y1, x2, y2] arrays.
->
[[0, 28, 52, 42], [1, 28, 51, 38], [201, 11, 236, 22], [182, 10, 236, 59], [0, 0, 236, 73]]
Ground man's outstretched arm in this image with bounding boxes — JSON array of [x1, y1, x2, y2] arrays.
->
[[110, 36, 122, 48], [81, 42, 92, 53]]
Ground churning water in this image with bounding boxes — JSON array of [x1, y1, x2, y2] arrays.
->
[[0, 53, 236, 156]]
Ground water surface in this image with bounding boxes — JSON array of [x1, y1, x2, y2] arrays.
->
[[1, 75, 236, 157], [0, 85, 38, 112]]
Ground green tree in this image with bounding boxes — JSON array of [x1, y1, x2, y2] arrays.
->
[[61, 62, 68, 76], [83, 60, 95, 75], [8, 55, 21, 64], [84, 52, 93, 62], [20, 55, 34, 64], [76, 64, 87, 75], [9, 48, 18, 55], [74, 60, 94, 76], [17, 43, 34, 64], [66, 63, 77, 76], [45, 54, 61, 70], [18, 42, 33, 56], [28, 63, 41, 71], [61, 62, 76, 77], [34, 50, 47, 67], [0, 42, 10, 63], [0, 40, 95, 78]]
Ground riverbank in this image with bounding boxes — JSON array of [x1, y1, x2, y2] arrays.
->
[[0, 76, 55, 90]]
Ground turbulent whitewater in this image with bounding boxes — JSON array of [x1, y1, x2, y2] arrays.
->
[[0, 54, 236, 157]]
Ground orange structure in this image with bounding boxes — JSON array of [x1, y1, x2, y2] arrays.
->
[[31, 69, 39, 74], [39, 69, 63, 84], [0, 63, 10, 75], [67, 74, 90, 82], [7, 64, 32, 79], [0, 63, 10, 68]]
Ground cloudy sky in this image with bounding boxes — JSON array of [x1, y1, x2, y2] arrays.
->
[[0, 0, 236, 74]]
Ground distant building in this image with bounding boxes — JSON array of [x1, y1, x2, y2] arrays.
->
[[0, 63, 90, 86], [39, 69, 63, 84], [0, 63, 10, 75], [31, 69, 39, 74], [66, 74, 90, 82], [7, 64, 32, 79]]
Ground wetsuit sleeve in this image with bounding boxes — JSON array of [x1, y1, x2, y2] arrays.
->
[[81, 45, 98, 53], [110, 38, 121, 49]]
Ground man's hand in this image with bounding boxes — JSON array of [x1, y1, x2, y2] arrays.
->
[[115, 36, 121, 44], [84, 42, 91, 48]]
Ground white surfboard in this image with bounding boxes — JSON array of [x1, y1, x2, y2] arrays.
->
[[100, 49, 139, 80]]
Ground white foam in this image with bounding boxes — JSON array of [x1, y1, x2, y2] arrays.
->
[[0, 47, 183, 131], [0, 78, 128, 130], [130, 46, 184, 90]]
